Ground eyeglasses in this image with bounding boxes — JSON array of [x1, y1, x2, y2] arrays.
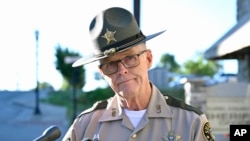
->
[[99, 50, 148, 75]]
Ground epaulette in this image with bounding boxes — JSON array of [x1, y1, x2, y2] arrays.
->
[[77, 99, 108, 118], [165, 94, 203, 115]]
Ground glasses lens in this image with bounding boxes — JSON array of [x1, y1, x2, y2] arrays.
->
[[100, 50, 146, 75], [102, 61, 117, 74], [122, 55, 139, 68]]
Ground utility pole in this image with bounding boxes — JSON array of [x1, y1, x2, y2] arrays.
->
[[34, 29, 41, 115], [134, 0, 141, 27], [64, 56, 81, 122]]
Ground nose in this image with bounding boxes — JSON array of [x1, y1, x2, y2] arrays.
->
[[117, 61, 128, 74]]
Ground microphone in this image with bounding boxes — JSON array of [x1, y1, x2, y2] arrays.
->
[[82, 138, 93, 141], [33, 125, 61, 141]]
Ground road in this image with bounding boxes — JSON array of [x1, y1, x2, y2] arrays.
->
[[0, 90, 69, 141]]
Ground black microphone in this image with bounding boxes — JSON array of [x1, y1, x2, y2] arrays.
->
[[33, 125, 61, 141]]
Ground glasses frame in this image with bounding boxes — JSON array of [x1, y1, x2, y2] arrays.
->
[[99, 50, 148, 75]]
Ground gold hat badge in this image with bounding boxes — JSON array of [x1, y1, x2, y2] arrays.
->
[[101, 28, 117, 45]]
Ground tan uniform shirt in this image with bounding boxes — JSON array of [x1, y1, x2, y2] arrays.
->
[[63, 84, 214, 141]]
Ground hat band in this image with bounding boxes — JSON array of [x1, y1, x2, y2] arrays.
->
[[101, 31, 146, 53]]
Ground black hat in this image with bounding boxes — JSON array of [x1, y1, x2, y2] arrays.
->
[[72, 7, 165, 67]]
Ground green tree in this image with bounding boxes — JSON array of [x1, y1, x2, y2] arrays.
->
[[39, 82, 54, 90], [55, 44, 85, 90], [182, 53, 221, 76], [160, 53, 180, 72]]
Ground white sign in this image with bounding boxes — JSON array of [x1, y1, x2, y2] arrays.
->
[[206, 97, 250, 134], [205, 82, 250, 134]]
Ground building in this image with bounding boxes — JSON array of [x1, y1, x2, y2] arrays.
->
[[204, 0, 250, 82], [148, 67, 170, 90], [204, 0, 250, 136]]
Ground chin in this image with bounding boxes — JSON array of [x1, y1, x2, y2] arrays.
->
[[118, 88, 138, 98]]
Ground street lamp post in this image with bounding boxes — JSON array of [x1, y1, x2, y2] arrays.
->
[[34, 29, 41, 115]]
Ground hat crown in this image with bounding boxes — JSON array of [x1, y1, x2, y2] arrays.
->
[[72, 7, 165, 67], [89, 7, 142, 54]]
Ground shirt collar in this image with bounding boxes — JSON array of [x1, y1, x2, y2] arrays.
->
[[99, 95, 123, 122], [147, 83, 172, 118], [99, 83, 172, 122]]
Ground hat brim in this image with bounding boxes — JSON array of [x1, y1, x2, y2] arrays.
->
[[72, 30, 166, 67]]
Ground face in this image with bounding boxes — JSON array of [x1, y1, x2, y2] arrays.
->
[[99, 43, 153, 99]]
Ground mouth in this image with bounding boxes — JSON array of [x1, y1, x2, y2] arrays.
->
[[117, 79, 133, 85]]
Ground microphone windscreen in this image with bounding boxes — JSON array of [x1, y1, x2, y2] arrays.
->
[[33, 125, 61, 141], [82, 138, 93, 141]]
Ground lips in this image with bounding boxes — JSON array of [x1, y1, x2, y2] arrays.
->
[[118, 79, 131, 85], [117, 78, 133, 85]]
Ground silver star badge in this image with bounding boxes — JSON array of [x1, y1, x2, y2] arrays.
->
[[101, 28, 117, 45]]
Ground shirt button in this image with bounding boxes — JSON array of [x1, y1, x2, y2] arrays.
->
[[132, 134, 137, 138]]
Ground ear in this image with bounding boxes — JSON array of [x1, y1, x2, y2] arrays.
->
[[98, 67, 104, 75], [98, 67, 107, 80], [146, 50, 153, 69]]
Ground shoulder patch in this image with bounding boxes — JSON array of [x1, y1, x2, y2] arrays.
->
[[77, 99, 108, 118], [165, 94, 203, 115], [202, 122, 215, 141]]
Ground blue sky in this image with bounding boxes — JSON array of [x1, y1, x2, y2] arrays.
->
[[0, 0, 237, 91]]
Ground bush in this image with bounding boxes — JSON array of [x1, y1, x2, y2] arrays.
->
[[160, 87, 185, 101], [43, 86, 184, 124], [77, 87, 114, 110], [42, 90, 71, 106]]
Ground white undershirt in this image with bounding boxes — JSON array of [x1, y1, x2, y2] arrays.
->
[[124, 109, 147, 128]]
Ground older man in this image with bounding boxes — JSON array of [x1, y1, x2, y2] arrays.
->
[[63, 7, 215, 141]]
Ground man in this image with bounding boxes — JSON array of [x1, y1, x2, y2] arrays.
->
[[63, 7, 215, 141]]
